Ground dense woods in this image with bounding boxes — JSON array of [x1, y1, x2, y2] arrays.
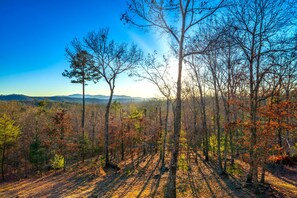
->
[[1, 0, 297, 197]]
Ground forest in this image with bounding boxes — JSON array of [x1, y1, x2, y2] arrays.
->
[[1, 0, 297, 197]]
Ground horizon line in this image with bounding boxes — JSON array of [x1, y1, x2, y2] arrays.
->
[[0, 93, 155, 99]]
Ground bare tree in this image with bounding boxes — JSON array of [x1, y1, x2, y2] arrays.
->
[[123, 1, 224, 196], [190, 62, 210, 161], [83, 29, 142, 167], [187, 21, 226, 173], [133, 53, 174, 171], [229, 0, 296, 185]]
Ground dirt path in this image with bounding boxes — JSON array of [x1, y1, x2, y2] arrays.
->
[[0, 152, 296, 197]]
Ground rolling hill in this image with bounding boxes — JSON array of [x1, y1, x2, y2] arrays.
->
[[0, 94, 146, 104]]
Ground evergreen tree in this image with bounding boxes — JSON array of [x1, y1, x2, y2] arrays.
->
[[0, 114, 21, 181]]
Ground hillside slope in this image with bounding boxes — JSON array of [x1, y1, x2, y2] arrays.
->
[[0, 152, 296, 198]]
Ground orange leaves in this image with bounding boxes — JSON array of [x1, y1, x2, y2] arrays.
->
[[259, 101, 294, 119], [229, 97, 296, 167]]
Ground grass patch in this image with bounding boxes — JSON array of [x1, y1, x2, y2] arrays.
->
[[227, 163, 243, 176]]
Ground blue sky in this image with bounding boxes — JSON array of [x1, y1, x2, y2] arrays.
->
[[0, 0, 167, 98]]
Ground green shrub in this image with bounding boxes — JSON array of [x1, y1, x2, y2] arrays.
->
[[51, 154, 64, 170], [78, 135, 92, 157], [209, 134, 229, 154], [227, 163, 243, 175], [92, 155, 105, 167], [29, 138, 46, 170], [178, 154, 189, 172]]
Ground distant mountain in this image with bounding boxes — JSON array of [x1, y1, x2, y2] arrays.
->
[[0, 94, 146, 104], [0, 94, 32, 101], [68, 94, 144, 101], [68, 94, 110, 100]]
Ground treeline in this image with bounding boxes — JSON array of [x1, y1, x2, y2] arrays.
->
[[0, 100, 167, 181]]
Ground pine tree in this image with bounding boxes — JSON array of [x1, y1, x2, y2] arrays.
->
[[0, 114, 21, 181]]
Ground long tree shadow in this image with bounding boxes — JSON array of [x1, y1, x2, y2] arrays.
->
[[187, 166, 200, 198], [88, 154, 155, 197], [0, 155, 157, 198], [194, 150, 293, 198], [193, 150, 250, 197], [2, 169, 86, 197], [150, 169, 162, 198], [191, 151, 216, 198], [34, 164, 100, 197], [136, 158, 160, 197], [267, 164, 297, 186], [119, 154, 156, 197]]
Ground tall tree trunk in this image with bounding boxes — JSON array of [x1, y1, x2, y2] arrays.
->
[[285, 85, 291, 156], [194, 63, 209, 161], [247, 13, 263, 185], [166, 29, 184, 198], [121, 130, 124, 161], [276, 95, 282, 149], [161, 99, 169, 170], [104, 85, 114, 167], [246, 99, 257, 184], [121, 109, 124, 161], [223, 87, 231, 172], [192, 96, 198, 153], [214, 77, 223, 174], [158, 107, 162, 154], [230, 108, 236, 165], [82, 70, 85, 162], [209, 56, 223, 173], [227, 41, 234, 166], [223, 131, 228, 173], [246, 99, 258, 184], [91, 111, 95, 156], [201, 100, 209, 162], [1, 145, 5, 181]]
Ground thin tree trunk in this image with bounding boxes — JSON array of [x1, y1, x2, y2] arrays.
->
[[161, 98, 169, 170], [104, 85, 114, 167], [223, 131, 228, 173], [214, 78, 223, 174], [82, 69, 85, 162], [195, 64, 209, 161], [91, 111, 95, 156], [285, 86, 290, 156], [276, 94, 283, 149], [223, 96, 231, 172], [230, 109, 236, 165], [158, 107, 162, 154], [192, 96, 198, 154], [1, 145, 5, 181], [121, 130, 124, 161], [209, 56, 223, 173]]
